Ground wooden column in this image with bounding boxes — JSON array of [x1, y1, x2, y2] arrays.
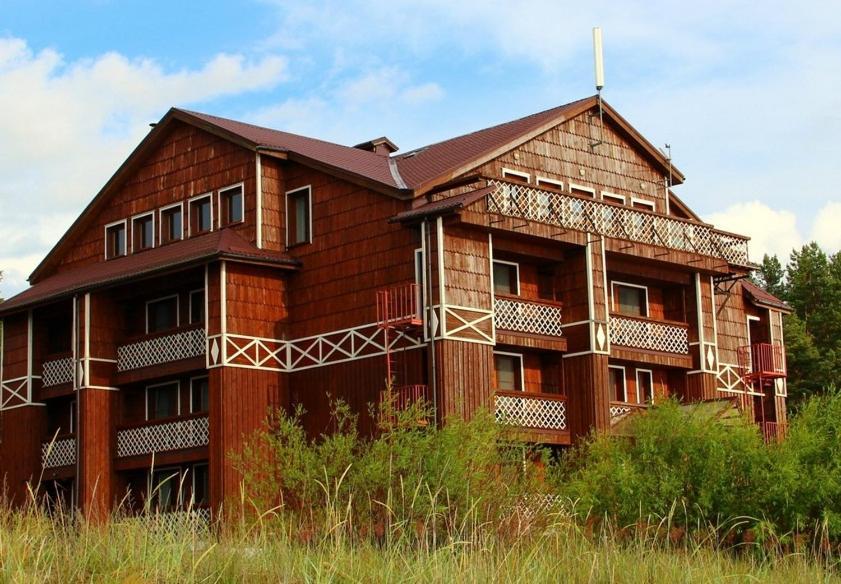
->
[[686, 273, 718, 401]]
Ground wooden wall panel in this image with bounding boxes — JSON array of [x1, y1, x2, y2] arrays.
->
[[714, 282, 750, 367], [443, 225, 492, 310], [435, 340, 493, 422], [260, 156, 285, 252], [563, 353, 610, 439], [0, 405, 46, 504], [225, 262, 288, 339]]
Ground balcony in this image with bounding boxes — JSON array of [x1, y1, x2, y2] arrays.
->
[[738, 343, 786, 381], [378, 384, 430, 426], [609, 314, 689, 355], [41, 353, 74, 387], [116, 414, 209, 458], [117, 326, 206, 372], [609, 401, 647, 420], [495, 390, 569, 443], [494, 295, 563, 337], [41, 434, 76, 469], [486, 180, 751, 267]]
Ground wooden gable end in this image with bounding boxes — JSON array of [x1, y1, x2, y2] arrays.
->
[[471, 108, 672, 214], [51, 121, 257, 276]]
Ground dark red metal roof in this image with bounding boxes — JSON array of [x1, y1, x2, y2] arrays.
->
[[0, 230, 298, 315], [390, 186, 493, 223], [742, 280, 791, 312]]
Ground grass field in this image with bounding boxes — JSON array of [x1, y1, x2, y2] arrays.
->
[[0, 508, 838, 583]]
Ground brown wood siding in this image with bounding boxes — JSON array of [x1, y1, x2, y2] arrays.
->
[[225, 262, 288, 339], [435, 340, 493, 422]]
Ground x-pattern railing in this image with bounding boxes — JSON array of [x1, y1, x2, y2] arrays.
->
[[494, 296, 563, 337]]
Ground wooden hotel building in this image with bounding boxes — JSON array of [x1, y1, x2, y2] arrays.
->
[[0, 95, 790, 517]]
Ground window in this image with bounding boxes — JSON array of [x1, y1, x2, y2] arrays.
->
[[146, 381, 180, 420], [286, 186, 311, 246], [189, 194, 213, 235], [190, 377, 209, 414], [502, 168, 530, 183], [631, 197, 655, 212], [612, 282, 649, 317], [220, 184, 244, 226], [105, 221, 127, 260], [536, 177, 563, 190], [602, 192, 626, 205], [192, 464, 209, 507], [609, 366, 627, 402], [146, 295, 179, 334], [414, 248, 426, 319], [132, 213, 155, 252], [569, 183, 596, 198], [189, 289, 204, 325], [636, 369, 654, 403], [160, 204, 183, 244], [149, 468, 181, 511], [493, 260, 519, 296], [494, 352, 523, 391]]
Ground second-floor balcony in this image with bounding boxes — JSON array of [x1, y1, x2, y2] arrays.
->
[[609, 314, 689, 354], [117, 326, 206, 372], [495, 390, 568, 434], [738, 343, 786, 381], [116, 414, 209, 458], [494, 295, 563, 337], [486, 180, 751, 267], [41, 353, 74, 387], [41, 434, 76, 469]]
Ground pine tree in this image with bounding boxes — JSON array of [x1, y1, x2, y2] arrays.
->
[[752, 254, 786, 298]]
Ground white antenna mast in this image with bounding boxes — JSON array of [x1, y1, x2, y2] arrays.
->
[[591, 27, 606, 148]]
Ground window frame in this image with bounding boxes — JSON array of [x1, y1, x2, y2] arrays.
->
[[189, 375, 210, 414], [192, 462, 210, 507], [602, 192, 626, 205], [104, 219, 128, 260], [149, 466, 183, 511], [630, 197, 656, 212], [159, 202, 184, 245], [636, 368, 654, 404], [131, 211, 156, 253], [501, 168, 531, 183], [218, 182, 245, 227], [145, 294, 180, 335], [569, 183, 597, 198], [145, 380, 181, 421], [285, 185, 313, 247], [611, 280, 650, 318], [536, 176, 563, 190], [188, 193, 214, 237], [414, 248, 426, 322], [609, 365, 628, 402], [188, 289, 205, 325], [493, 351, 525, 392], [492, 259, 520, 296]]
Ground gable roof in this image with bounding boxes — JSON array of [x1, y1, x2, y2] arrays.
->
[[742, 280, 792, 313], [1, 230, 298, 316]]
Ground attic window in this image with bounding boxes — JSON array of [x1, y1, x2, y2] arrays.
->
[[536, 177, 563, 190], [631, 197, 655, 212], [502, 168, 530, 184], [189, 194, 213, 236], [160, 203, 183, 244], [132, 213, 155, 252], [219, 184, 244, 226], [602, 192, 626, 205], [105, 220, 127, 260], [569, 183, 596, 198]]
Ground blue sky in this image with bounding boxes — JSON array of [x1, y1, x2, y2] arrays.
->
[[1, 0, 840, 297]]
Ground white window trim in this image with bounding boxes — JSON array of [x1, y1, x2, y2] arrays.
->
[[493, 351, 525, 392], [284, 185, 313, 247], [610, 280, 650, 318], [414, 248, 426, 321], [188, 289, 204, 325], [103, 219, 128, 260], [630, 197, 656, 211], [636, 369, 654, 404], [502, 168, 531, 183], [609, 365, 628, 402], [159, 202, 184, 244], [145, 294, 180, 335], [187, 193, 214, 237], [492, 259, 520, 296], [145, 380, 181, 421], [536, 176, 563, 190], [131, 211, 156, 253], [218, 182, 245, 227], [189, 375, 209, 414], [569, 183, 597, 198], [602, 191, 626, 205]]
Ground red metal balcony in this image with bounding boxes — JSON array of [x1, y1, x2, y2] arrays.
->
[[379, 384, 430, 426], [376, 283, 422, 329], [761, 421, 788, 444], [737, 343, 786, 382]]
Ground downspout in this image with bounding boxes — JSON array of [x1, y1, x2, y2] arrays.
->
[[423, 218, 438, 425]]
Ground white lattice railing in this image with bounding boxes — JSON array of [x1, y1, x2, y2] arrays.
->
[[117, 416, 209, 458], [42, 356, 74, 387], [610, 401, 647, 419], [494, 296, 563, 337], [495, 391, 567, 431], [41, 436, 76, 468], [487, 180, 751, 266], [117, 327, 206, 372], [609, 315, 689, 354]]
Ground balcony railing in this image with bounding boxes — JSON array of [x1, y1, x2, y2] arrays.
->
[[117, 326, 206, 372], [116, 414, 209, 458], [41, 434, 76, 468], [609, 401, 647, 419], [609, 314, 689, 354], [486, 180, 751, 267], [377, 283, 422, 328], [737, 343, 786, 380], [41, 354, 74, 387], [495, 391, 568, 431], [494, 295, 563, 337], [761, 421, 788, 443]]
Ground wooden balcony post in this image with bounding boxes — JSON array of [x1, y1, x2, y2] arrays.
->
[[686, 273, 718, 401]]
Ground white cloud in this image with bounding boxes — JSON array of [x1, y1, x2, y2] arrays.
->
[[401, 82, 444, 105], [0, 37, 288, 298], [707, 202, 802, 262], [810, 201, 841, 254]]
